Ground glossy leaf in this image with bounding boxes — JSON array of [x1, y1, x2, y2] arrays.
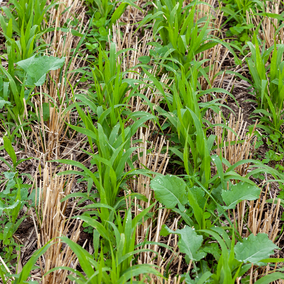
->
[[150, 175, 187, 209], [235, 233, 278, 265], [222, 182, 261, 210]]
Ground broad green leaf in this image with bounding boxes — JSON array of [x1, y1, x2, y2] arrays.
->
[[138, 56, 151, 64], [160, 224, 175, 237], [17, 55, 65, 86], [190, 186, 205, 208], [235, 233, 278, 265], [259, 258, 284, 264], [150, 175, 187, 209], [183, 272, 213, 284], [222, 182, 261, 209], [177, 226, 206, 261], [4, 171, 15, 179], [161, 225, 205, 261]]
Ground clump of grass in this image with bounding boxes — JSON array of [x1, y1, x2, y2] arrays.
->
[[1, 0, 284, 282]]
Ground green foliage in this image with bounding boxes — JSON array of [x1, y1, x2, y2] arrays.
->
[[151, 172, 263, 232], [152, 65, 236, 189], [13, 241, 52, 284], [45, 205, 162, 283], [221, 182, 261, 209], [0, 54, 65, 121], [2, 0, 54, 33], [254, 273, 284, 284], [166, 227, 280, 284], [17, 55, 65, 87], [0, 137, 32, 267], [151, 0, 216, 69], [85, 0, 141, 52], [60, 112, 154, 205], [1, 0, 283, 282], [234, 233, 278, 265], [221, 0, 262, 46], [247, 36, 284, 132], [147, 0, 241, 70], [150, 175, 187, 209], [161, 225, 206, 262], [77, 43, 143, 129], [0, 0, 60, 122], [0, 0, 54, 62], [0, 241, 52, 284], [246, 35, 284, 167]]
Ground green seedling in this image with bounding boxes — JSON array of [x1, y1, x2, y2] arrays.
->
[[0, 137, 33, 265], [77, 43, 141, 129], [85, 0, 141, 52], [45, 205, 162, 283], [150, 0, 215, 70], [150, 168, 260, 231], [161, 225, 282, 283], [147, 0, 241, 71], [150, 64, 233, 188], [11, 241, 53, 284], [0, 0, 55, 67], [221, 0, 262, 47], [57, 109, 155, 215], [2, 0, 56, 34], [247, 35, 284, 127], [0, 0, 61, 122], [0, 54, 65, 122], [246, 34, 284, 162]]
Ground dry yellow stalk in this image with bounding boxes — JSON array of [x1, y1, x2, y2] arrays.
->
[[254, 0, 284, 49], [30, 0, 87, 161], [215, 109, 256, 175], [35, 165, 82, 284]]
